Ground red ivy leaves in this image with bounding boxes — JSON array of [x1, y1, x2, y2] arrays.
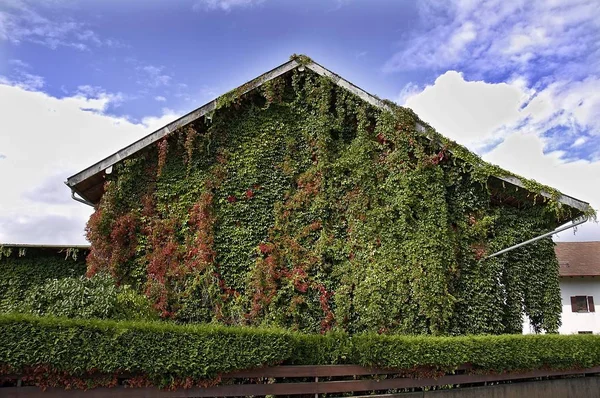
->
[[184, 126, 197, 166], [6, 364, 221, 391], [316, 284, 335, 332], [471, 243, 487, 260], [227, 187, 259, 203], [248, 167, 335, 332], [258, 242, 273, 255], [13, 365, 118, 391], [144, 217, 181, 317], [156, 138, 169, 178], [187, 192, 217, 270], [86, 210, 138, 280], [376, 132, 387, 145]]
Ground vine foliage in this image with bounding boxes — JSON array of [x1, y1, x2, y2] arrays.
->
[[85, 67, 579, 335]]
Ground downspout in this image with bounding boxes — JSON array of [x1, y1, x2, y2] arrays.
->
[[486, 215, 589, 259], [70, 189, 95, 208]]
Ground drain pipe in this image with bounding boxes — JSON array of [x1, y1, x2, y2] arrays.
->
[[486, 215, 589, 259], [71, 190, 95, 208]]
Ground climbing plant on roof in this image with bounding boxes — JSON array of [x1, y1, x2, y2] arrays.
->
[[85, 66, 582, 335]]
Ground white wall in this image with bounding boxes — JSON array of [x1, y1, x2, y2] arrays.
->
[[523, 277, 600, 334], [557, 278, 600, 334]]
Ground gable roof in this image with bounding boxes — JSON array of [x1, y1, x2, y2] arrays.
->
[[65, 55, 591, 218], [557, 242, 600, 277]]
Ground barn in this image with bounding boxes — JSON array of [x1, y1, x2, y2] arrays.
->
[[66, 54, 592, 336]]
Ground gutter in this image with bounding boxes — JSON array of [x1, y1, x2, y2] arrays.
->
[[486, 215, 590, 259], [71, 189, 95, 208]]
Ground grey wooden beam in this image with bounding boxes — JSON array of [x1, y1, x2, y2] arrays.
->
[[496, 175, 590, 213]]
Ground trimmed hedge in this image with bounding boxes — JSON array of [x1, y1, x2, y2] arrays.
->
[[2, 314, 600, 389], [0, 314, 290, 381], [352, 333, 600, 372]]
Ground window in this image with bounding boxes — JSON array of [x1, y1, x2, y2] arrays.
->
[[571, 296, 595, 313], [578, 331, 593, 334]]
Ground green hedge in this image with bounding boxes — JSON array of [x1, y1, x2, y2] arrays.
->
[[16, 274, 158, 321], [0, 247, 158, 321], [2, 314, 600, 389], [352, 333, 600, 371], [0, 313, 291, 385], [0, 247, 87, 312]]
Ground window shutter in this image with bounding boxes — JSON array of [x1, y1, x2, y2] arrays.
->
[[571, 296, 578, 312], [588, 296, 595, 312]]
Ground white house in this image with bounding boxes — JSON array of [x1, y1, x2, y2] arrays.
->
[[524, 241, 600, 334], [555, 242, 600, 334]]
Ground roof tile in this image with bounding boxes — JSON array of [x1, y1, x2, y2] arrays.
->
[[556, 242, 600, 277]]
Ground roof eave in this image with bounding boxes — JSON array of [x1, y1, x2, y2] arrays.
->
[[494, 175, 591, 214]]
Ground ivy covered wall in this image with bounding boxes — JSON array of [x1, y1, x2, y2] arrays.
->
[[85, 67, 569, 335], [0, 247, 86, 312]]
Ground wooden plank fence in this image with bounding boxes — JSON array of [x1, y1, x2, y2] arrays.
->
[[3, 365, 600, 397]]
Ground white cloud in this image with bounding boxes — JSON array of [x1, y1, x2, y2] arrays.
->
[[22, 171, 74, 205], [0, 72, 44, 90], [396, 82, 422, 106], [524, 77, 600, 136], [404, 71, 600, 157], [393, 0, 600, 174], [445, 20, 477, 62], [384, 0, 600, 79], [193, 0, 265, 11], [484, 133, 599, 207], [8, 59, 30, 68], [0, 0, 123, 50], [572, 137, 587, 148], [75, 85, 126, 109], [504, 27, 549, 55], [137, 65, 172, 88], [1, 59, 45, 90], [404, 71, 527, 147], [0, 81, 179, 244], [154, 96, 166, 102], [0, 214, 90, 245]]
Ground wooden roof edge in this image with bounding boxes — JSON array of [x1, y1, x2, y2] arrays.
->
[[495, 175, 591, 214]]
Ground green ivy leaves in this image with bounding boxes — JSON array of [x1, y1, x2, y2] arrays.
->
[[85, 69, 566, 336]]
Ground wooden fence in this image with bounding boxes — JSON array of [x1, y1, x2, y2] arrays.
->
[[3, 365, 600, 397]]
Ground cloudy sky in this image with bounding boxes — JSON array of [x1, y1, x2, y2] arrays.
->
[[0, 0, 598, 244]]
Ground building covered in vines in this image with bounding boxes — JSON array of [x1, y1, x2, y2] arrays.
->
[[67, 55, 592, 336]]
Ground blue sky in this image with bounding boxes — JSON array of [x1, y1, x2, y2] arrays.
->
[[0, 0, 599, 243], [1, 0, 426, 121]]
